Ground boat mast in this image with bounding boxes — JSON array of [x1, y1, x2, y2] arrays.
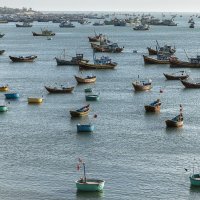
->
[[184, 49, 190, 61], [83, 162, 86, 182]]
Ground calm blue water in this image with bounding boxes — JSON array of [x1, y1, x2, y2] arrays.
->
[[0, 13, 200, 200]]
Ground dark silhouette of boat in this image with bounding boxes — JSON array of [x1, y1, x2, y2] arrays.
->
[[170, 55, 200, 68], [91, 43, 124, 53], [32, 29, 55, 36], [44, 86, 74, 93], [180, 79, 200, 88], [55, 50, 89, 66], [9, 55, 37, 62], [0, 50, 5, 55], [16, 22, 32, 27], [163, 71, 189, 80]]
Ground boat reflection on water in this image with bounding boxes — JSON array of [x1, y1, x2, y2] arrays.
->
[[76, 190, 104, 198]]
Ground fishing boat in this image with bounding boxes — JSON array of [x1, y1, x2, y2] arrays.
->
[[0, 85, 9, 91], [165, 105, 183, 127], [70, 104, 90, 117], [132, 79, 152, 91], [189, 22, 195, 28], [77, 124, 95, 132], [144, 99, 161, 112], [45, 86, 74, 93], [0, 33, 5, 38], [59, 21, 75, 28], [163, 71, 189, 80], [88, 33, 107, 42], [9, 55, 37, 62], [0, 105, 8, 112], [76, 158, 105, 192], [170, 55, 200, 68], [180, 79, 200, 88], [32, 29, 55, 36], [143, 54, 170, 64], [85, 94, 100, 101], [133, 24, 149, 30], [16, 22, 32, 27], [0, 50, 5, 55], [55, 50, 89, 66], [5, 93, 20, 99], [28, 97, 43, 104], [91, 42, 124, 53], [190, 173, 200, 186], [147, 42, 176, 56], [79, 54, 117, 70], [75, 75, 96, 83], [84, 88, 93, 92]]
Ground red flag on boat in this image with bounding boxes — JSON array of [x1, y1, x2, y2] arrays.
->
[[77, 163, 80, 171], [93, 114, 97, 118]]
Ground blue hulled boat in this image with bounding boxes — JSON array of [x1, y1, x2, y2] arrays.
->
[[77, 124, 95, 132], [5, 93, 20, 99]]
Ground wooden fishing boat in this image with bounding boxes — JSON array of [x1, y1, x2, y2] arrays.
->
[[9, 55, 37, 62], [0, 85, 9, 91], [88, 33, 106, 42], [165, 114, 183, 127], [91, 43, 124, 53], [28, 97, 43, 104], [55, 50, 89, 66], [76, 159, 105, 192], [79, 54, 117, 70], [77, 124, 95, 132], [144, 99, 161, 112], [143, 55, 170, 64], [170, 57, 200, 68], [5, 93, 20, 99], [85, 94, 100, 101], [166, 105, 183, 127], [45, 86, 74, 93], [0, 105, 8, 112], [0, 50, 5, 55], [75, 75, 96, 83], [132, 79, 152, 91], [180, 79, 200, 88], [163, 71, 189, 80], [32, 29, 55, 36], [190, 174, 200, 186], [70, 104, 90, 117], [79, 61, 117, 70]]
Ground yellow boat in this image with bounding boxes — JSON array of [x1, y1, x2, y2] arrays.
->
[[28, 97, 43, 104], [0, 85, 9, 92]]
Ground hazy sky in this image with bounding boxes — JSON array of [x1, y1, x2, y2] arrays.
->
[[1, 0, 200, 12]]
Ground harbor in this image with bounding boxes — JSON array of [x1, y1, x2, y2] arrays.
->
[[0, 7, 200, 200]]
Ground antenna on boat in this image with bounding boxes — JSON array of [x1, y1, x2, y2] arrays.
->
[[184, 49, 190, 61]]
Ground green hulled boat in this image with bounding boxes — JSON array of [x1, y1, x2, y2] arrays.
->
[[84, 88, 93, 93], [190, 174, 200, 186], [85, 94, 99, 101], [76, 179, 105, 191], [0, 105, 8, 112], [76, 159, 105, 192]]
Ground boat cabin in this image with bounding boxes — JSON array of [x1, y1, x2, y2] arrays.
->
[[189, 56, 200, 64]]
